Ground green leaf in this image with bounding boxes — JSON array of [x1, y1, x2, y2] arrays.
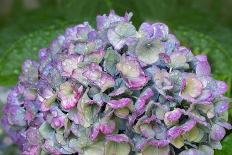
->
[[141, 146, 169, 155], [105, 141, 130, 155]]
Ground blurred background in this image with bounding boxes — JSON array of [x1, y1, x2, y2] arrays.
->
[[0, 0, 232, 154]]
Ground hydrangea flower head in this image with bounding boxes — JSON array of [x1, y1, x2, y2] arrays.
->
[[2, 11, 231, 155]]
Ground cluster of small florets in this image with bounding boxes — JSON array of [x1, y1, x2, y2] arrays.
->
[[2, 11, 231, 155]]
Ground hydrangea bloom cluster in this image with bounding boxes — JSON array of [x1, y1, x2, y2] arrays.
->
[[2, 11, 231, 155]]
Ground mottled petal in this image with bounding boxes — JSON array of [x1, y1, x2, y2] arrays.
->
[[116, 55, 148, 90], [58, 82, 83, 110], [167, 126, 183, 140], [135, 88, 154, 112], [108, 23, 137, 50], [83, 63, 115, 92], [99, 120, 116, 135], [61, 55, 83, 77], [180, 76, 203, 101]]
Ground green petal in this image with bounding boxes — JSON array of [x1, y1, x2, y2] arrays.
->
[[114, 108, 130, 119], [103, 49, 120, 76], [39, 122, 55, 140], [55, 129, 66, 145], [171, 136, 184, 149], [81, 141, 105, 155], [105, 141, 130, 155], [182, 77, 203, 98], [141, 146, 170, 155], [77, 89, 96, 127], [199, 145, 214, 155], [115, 23, 136, 37], [135, 39, 164, 64], [69, 128, 93, 150], [183, 126, 203, 142]]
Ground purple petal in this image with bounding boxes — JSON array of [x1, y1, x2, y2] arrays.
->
[[181, 120, 197, 133], [96, 11, 132, 31], [162, 34, 180, 55], [58, 82, 84, 110], [152, 23, 169, 40], [215, 81, 227, 96], [195, 55, 211, 76], [90, 124, 100, 141], [51, 117, 65, 129], [108, 87, 127, 96], [164, 108, 182, 122], [140, 124, 155, 138], [90, 120, 116, 141], [21, 145, 40, 155], [19, 60, 39, 84], [147, 139, 170, 147], [61, 54, 83, 77], [135, 88, 154, 112], [167, 126, 183, 139], [210, 124, 226, 141], [107, 98, 132, 109], [26, 127, 40, 145], [5, 105, 26, 126], [99, 120, 116, 135], [116, 55, 148, 90], [143, 115, 157, 124], [180, 75, 203, 101], [159, 53, 171, 64], [167, 120, 196, 140], [83, 63, 115, 91], [124, 76, 149, 90], [105, 134, 129, 143], [139, 22, 154, 39], [217, 122, 232, 130], [215, 101, 229, 114], [7, 85, 25, 106]]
